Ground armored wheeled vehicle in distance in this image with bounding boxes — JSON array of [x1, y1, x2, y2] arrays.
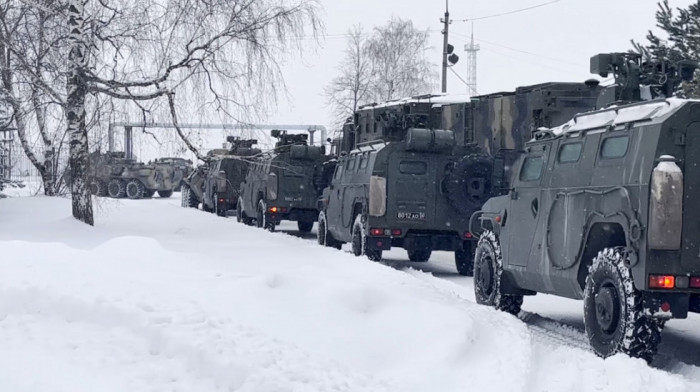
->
[[471, 53, 700, 361], [88, 151, 183, 199], [153, 157, 193, 191], [181, 137, 260, 216], [237, 130, 328, 232]]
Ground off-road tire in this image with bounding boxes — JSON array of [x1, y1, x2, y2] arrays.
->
[[157, 190, 173, 198], [256, 199, 275, 232], [236, 197, 253, 225], [297, 220, 314, 233], [455, 243, 474, 276], [473, 231, 523, 315], [89, 179, 107, 197], [144, 189, 156, 198], [107, 179, 126, 198], [407, 248, 432, 262], [352, 215, 382, 261], [125, 180, 145, 199], [181, 185, 198, 208], [317, 213, 342, 250], [583, 247, 664, 361]]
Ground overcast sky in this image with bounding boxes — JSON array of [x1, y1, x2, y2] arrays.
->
[[266, 0, 697, 130]]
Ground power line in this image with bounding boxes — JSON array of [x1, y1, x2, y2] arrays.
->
[[450, 31, 579, 67], [449, 67, 479, 96], [456, 0, 563, 22]]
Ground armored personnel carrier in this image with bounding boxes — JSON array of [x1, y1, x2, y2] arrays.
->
[[88, 151, 183, 199], [181, 137, 260, 216], [237, 130, 328, 232], [472, 53, 699, 361], [319, 82, 601, 272], [153, 157, 193, 191]]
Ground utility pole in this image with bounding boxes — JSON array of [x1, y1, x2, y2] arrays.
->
[[441, 0, 450, 93]]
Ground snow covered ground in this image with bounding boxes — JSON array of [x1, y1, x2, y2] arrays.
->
[[1, 195, 700, 391]]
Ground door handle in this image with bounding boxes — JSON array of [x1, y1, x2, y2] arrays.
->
[[531, 198, 539, 218]]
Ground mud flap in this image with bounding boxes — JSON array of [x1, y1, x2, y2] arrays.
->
[[643, 292, 689, 319]]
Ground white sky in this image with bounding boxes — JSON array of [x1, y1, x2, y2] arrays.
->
[[267, 0, 697, 131]]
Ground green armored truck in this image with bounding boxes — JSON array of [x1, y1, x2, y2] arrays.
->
[[237, 130, 327, 232], [472, 53, 699, 361], [181, 137, 260, 216], [319, 83, 600, 273]]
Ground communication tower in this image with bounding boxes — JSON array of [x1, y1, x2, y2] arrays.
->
[[464, 24, 480, 96]]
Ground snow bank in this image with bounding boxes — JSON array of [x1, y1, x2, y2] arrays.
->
[[0, 197, 697, 391]]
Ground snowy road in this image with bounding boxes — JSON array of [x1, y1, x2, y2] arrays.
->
[[262, 204, 700, 381], [2, 194, 700, 391]]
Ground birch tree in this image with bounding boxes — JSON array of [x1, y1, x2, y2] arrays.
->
[[58, 0, 322, 225], [324, 25, 373, 128], [325, 18, 437, 128]]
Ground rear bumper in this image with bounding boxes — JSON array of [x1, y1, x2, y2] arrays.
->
[[265, 208, 317, 224], [364, 231, 471, 252]]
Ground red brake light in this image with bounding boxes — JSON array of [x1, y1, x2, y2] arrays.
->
[[369, 228, 384, 236], [649, 275, 675, 289], [268, 206, 279, 213], [464, 232, 473, 239], [218, 198, 225, 203], [690, 277, 700, 288], [391, 229, 402, 236]]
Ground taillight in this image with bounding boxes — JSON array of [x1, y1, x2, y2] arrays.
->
[[391, 229, 402, 236], [268, 206, 279, 213], [218, 198, 225, 203], [464, 232, 473, 239], [369, 228, 384, 236], [649, 275, 675, 289], [691, 277, 700, 288]]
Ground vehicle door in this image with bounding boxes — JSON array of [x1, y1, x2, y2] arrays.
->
[[504, 143, 549, 268], [205, 160, 221, 206], [326, 156, 346, 240], [244, 161, 260, 212], [340, 154, 362, 232]]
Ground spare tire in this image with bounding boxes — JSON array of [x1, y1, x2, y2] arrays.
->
[[444, 154, 494, 215]]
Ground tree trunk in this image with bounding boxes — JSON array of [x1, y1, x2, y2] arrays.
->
[[66, 0, 93, 225]]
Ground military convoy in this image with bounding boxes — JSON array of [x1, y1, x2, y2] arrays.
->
[[88, 151, 184, 199], [237, 130, 328, 232], [471, 52, 699, 360], [181, 137, 261, 216]]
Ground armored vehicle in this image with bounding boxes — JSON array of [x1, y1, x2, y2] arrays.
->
[[237, 130, 327, 232], [181, 137, 260, 216], [319, 82, 600, 272], [88, 151, 183, 199], [153, 157, 193, 191], [471, 53, 699, 361]]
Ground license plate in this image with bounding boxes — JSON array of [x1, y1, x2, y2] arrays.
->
[[284, 196, 302, 202], [397, 211, 426, 220]]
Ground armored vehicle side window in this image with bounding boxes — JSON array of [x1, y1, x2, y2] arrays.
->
[[346, 156, 356, 171], [519, 156, 544, 182], [600, 135, 629, 159], [558, 143, 583, 163], [359, 153, 369, 169], [334, 163, 343, 180], [399, 161, 428, 175]]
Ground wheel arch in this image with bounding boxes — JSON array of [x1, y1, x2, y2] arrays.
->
[[576, 219, 629, 291]]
